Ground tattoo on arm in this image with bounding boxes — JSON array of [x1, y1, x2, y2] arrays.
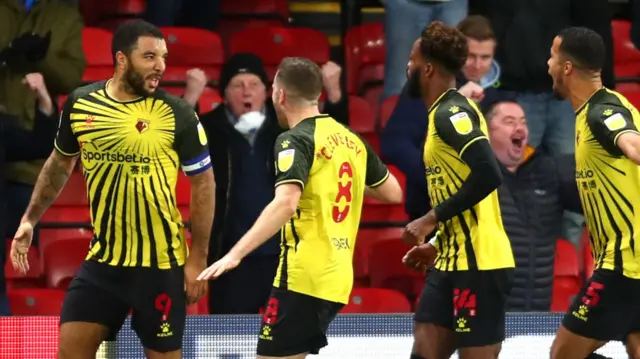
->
[[23, 151, 78, 225], [188, 169, 215, 257]]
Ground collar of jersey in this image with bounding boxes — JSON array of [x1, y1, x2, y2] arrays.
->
[[428, 88, 457, 113], [574, 87, 606, 115], [104, 79, 145, 104]]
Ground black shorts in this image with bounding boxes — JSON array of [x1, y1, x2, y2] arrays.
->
[[256, 287, 344, 357], [562, 269, 640, 341], [60, 260, 186, 353], [414, 268, 513, 348]]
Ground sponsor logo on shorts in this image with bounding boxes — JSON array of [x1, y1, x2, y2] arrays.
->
[[259, 325, 273, 341]]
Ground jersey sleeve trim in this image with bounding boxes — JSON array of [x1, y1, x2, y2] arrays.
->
[[368, 169, 390, 188], [613, 129, 640, 146], [181, 151, 212, 176], [459, 135, 488, 157], [275, 179, 305, 189], [54, 141, 79, 157]]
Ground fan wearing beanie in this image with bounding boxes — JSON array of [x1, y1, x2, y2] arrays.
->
[[199, 53, 348, 314]]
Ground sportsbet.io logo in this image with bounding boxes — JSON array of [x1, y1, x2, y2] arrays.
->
[[81, 142, 151, 172]]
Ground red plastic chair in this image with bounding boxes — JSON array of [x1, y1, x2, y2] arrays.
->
[[354, 227, 405, 284], [612, 20, 640, 77], [7, 288, 66, 315], [43, 237, 91, 290], [229, 27, 330, 78], [198, 87, 223, 113], [378, 95, 399, 130], [221, 0, 289, 17], [581, 228, 594, 280], [82, 28, 114, 82], [160, 27, 224, 82], [105, 0, 146, 15], [361, 166, 407, 222], [341, 288, 411, 313], [344, 22, 385, 95], [551, 238, 582, 312], [348, 95, 378, 153], [41, 172, 89, 223], [39, 228, 93, 263], [368, 239, 425, 300], [4, 244, 42, 289]]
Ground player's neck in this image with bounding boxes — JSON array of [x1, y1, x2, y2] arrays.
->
[[425, 78, 457, 110], [568, 77, 603, 112], [107, 76, 142, 102], [285, 106, 321, 128]]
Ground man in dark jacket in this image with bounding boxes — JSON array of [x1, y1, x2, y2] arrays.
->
[[381, 15, 502, 219], [0, 75, 58, 315], [200, 53, 347, 314], [486, 101, 580, 311]]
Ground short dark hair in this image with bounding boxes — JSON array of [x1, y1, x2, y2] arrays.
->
[[484, 100, 521, 124], [275, 57, 323, 103], [557, 27, 605, 72], [111, 20, 164, 65], [419, 21, 468, 75], [457, 15, 495, 42]]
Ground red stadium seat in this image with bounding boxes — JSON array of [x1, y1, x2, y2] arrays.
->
[[82, 28, 114, 82], [361, 166, 407, 222], [187, 291, 209, 315], [229, 27, 330, 78], [4, 244, 42, 289], [176, 171, 191, 205], [344, 22, 385, 95], [369, 239, 425, 300], [348, 95, 378, 153], [41, 172, 89, 223], [341, 288, 411, 313], [623, 91, 640, 109], [43, 237, 91, 290], [198, 87, 223, 113], [580, 228, 594, 280], [39, 228, 93, 260], [612, 20, 640, 78], [551, 238, 582, 312], [378, 95, 399, 130], [7, 289, 66, 315], [106, 0, 146, 15], [354, 227, 404, 284], [221, 0, 289, 18], [160, 28, 224, 82]]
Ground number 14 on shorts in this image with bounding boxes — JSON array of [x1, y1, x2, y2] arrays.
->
[[453, 288, 477, 317]]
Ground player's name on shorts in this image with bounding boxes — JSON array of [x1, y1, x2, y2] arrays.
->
[[316, 132, 363, 160]]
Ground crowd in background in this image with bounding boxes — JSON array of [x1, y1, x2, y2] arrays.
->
[[0, 0, 638, 317]]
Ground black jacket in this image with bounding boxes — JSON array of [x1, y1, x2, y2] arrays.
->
[[200, 97, 348, 263], [498, 148, 580, 311], [0, 109, 57, 237], [474, 0, 614, 92]]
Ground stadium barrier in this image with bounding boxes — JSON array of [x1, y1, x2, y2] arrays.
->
[[0, 314, 629, 359]]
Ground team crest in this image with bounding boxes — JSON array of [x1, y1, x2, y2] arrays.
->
[[135, 118, 150, 133], [277, 149, 295, 172], [449, 112, 472, 135], [603, 113, 626, 131]]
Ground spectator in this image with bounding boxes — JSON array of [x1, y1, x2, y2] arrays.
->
[[200, 53, 347, 314], [382, 0, 468, 100], [381, 16, 501, 219], [0, 74, 58, 316], [0, 0, 86, 247], [473, 0, 613, 247], [485, 101, 580, 311]]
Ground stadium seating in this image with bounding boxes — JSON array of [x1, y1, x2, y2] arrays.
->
[[4, 244, 42, 289], [82, 28, 114, 82], [580, 228, 594, 280], [368, 239, 425, 301], [551, 238, 581, 312], [7, 289, 66, 316], [41, 172, 90, 224], [341, 288, 411, 313], [348, 95, 378, 153], [229, 27, 330, 78], [362, 166, 407, 223], [612, 20, 640, 78], [43, 237, 91, 290], [353, 227, 405, 285], [344, 22, 386, 111], [160, 27, 224, 83], [162, 86, 222, 113]]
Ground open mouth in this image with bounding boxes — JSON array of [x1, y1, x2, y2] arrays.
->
[[148, 74, 162, 88], [511, 136, 525, 149], [243, 101, 252, 111]]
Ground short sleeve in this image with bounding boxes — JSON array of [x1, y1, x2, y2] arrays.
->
[[274, 132, 314, 189], [54, 95, 80, 156], [176, 111, 212, 176], [364, 139, 390, 188], [587, 105, 639, 156], [434, 107, 487, 156]]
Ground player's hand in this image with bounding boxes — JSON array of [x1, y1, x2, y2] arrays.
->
[[10, 222, 34, 275], [402, 212, 437, 245], [196, 254, 241, 281], [402, 243, 437, 273], [458, 81, 484, 103], [184, 255, 208, 305]]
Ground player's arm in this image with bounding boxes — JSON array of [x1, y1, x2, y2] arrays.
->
[[588, 105, 640, 165], [21, 96, 80, 226], [361, 138, 403, 203], [176, 113, 215, 259], [226, 133, 313, 260]]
